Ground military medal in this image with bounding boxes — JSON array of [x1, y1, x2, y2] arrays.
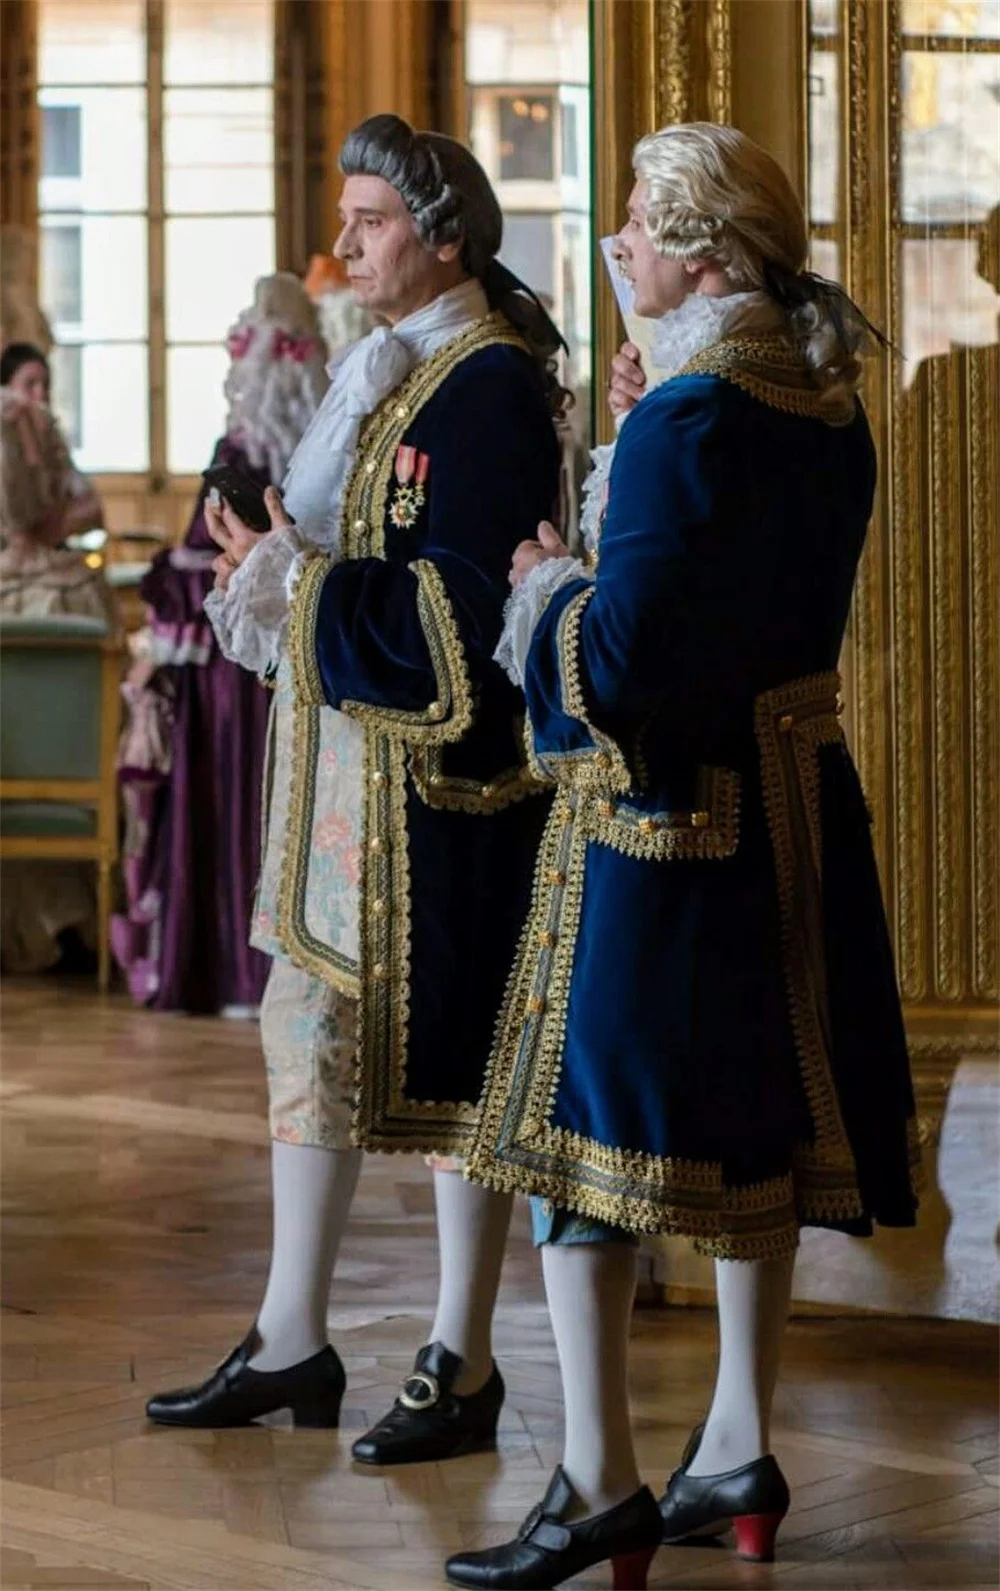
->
[[390, 445, 430, 529]]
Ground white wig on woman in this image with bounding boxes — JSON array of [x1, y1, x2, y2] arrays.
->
[[633, 123, 884, 418], [222, 272, 329, 483]]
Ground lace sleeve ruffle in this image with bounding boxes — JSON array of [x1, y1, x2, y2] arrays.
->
[[203, 524, 305, 675], [493, 555, 591, 689]]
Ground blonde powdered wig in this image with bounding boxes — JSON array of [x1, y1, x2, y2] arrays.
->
[[633, 122, 885, 420]]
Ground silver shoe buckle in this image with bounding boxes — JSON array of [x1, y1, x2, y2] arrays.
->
[[398, 1369, 440, 1411]]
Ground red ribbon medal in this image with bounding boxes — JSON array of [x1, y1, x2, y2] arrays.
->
[[390, 446, 430, 529]]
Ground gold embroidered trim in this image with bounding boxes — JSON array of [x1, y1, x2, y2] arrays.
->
[[675, 331, 855, 425], [467, 671, 890, 1239], [341, 312, 529, 562], [274, 696, 361, 999], [350, 726, 479, 1155], [581, 766, 741, 862], [408, 745, 546, 815], [286, 553, 332, 708], [339, 558, 475, 745], [527, 586, 633, 795], [754, 671, 863, 1210]]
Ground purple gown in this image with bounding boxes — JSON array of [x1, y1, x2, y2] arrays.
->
[[111, 436, 271, 1012]]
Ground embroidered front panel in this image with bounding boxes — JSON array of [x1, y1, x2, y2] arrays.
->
[[351, 727, 479, 1154]]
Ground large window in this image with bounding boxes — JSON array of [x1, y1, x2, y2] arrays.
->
[[37, 0, 275, 477], [464, 0, 592, 458]]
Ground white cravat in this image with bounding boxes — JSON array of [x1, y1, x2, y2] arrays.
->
[[205, 279, 490, 675]]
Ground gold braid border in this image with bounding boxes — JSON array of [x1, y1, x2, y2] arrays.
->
[[287, 553, 332, 708], [526, 585, 634, 795], [408, 743, 545, 816], [340, 558, 475, 745], [676, 332, 856, 427], [582, 767, 741, 862]]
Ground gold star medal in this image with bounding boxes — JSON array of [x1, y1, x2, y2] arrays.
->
[[390, 445, 430, 530]]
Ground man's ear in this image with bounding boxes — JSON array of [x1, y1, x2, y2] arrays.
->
[[435, 237, 464, 265]]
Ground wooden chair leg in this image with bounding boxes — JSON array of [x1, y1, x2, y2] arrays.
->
[[97, 859, 112, 994]]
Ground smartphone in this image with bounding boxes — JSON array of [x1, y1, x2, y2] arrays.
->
[[202, 464, 273, 535]]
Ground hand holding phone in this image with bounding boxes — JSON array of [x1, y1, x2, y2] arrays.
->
[[202, 464, 273, 535]]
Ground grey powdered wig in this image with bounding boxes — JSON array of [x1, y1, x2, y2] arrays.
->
[[339, 113, 569, 417]]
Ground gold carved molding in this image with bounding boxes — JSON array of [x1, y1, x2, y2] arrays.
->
[[0, 0, 39, 237], [833, 0, 1000, 1014]]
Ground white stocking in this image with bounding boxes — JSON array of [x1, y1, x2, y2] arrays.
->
[[250, 1139, 363, 1372], [429, 1170, 513, 1394], [542, 1242, 641, 1516], [686, 1252, 796, 1476]]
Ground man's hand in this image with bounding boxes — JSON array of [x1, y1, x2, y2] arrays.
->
[[510, 520, 571, 589], [205, 484, 293, 573], [608, 340, 646, 419]]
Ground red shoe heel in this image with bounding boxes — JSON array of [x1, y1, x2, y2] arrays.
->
[[733, 1511, 785, 1562], [611, 1544, 658, 1589]]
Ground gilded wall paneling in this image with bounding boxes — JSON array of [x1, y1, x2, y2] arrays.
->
[[0, 0, 39, 237], [969, 344, 999, 1003]]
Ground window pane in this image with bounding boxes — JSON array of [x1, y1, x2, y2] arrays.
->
[[902, 52, 1000, 221], [164, 0, 274, 85], [501, 214, 556, 299], [167, 345, 229, 474], [901, 0, 1000, 37], [71, 343, 149, 472], [902, 235, 1000, 375], [808, 52, 839, 224], [49, 345, 83, 449], [466, 0, 589, 83], [808, 239, 841, 283], [809, 0, 840, 35], [164, 88, 273, 214], [165, 217, 275, 342], [39, 87, 147, 213], [40, 216, 147, 341], [498, 93, 556, 181], [38, 0, 145, 84]]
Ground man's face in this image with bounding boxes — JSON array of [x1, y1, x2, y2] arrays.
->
[[333, 175, 463, 325], [615, 181, 692, 318]]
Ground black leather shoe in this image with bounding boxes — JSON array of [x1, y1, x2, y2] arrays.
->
[[445, 1466, 663, 1589], [659, 1451, 790, 1562], [352, 1341, 504, 1466], [145, 1329, 345, 1429]]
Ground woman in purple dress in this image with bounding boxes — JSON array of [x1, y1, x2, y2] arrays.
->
[[112, 273, 329, 1013]]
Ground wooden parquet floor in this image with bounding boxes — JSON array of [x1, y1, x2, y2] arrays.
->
[[1, 980, 997, 1590]]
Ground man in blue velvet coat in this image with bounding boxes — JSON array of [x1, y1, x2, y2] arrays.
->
[[145, 116, 563, 1461], [446, 125, 921, 1591]]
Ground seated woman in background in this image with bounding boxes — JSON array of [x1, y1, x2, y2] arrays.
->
[[0, 375, 117, 973], [111, 273, 329, 1015]]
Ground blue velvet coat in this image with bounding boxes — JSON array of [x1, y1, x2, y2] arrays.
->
[[466, 331, 920, 1258], [288, 314, 558, 1153]]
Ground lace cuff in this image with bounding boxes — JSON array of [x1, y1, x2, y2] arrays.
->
[[494, 555, 591, 688], [203, 524, 305, 675]]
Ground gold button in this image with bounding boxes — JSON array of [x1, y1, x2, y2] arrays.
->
[[426, 701, 445, 722], [372, 962, 388, 980], [353, 517, 367, 534], [365, 460, 376, 476], [546, 869, 566, 887], [395, 403, 408, 419], [430, 774, 445, 788], [369, 837, 385, 855], [690, 810, 710, 828], [522, 1115, 541, 1136], [371, 769, 387, 788], [527, 995, 546, 1015], [779, 713, 794, 732], [372, 897, 387, 917], [539, 930, 557, 948], [638, 818, 657, 835], [595, 752, 611, 768], [598, 801, 614, 818], [480, 784, 495, 800]]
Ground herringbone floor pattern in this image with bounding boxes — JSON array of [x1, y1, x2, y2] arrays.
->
[[1, 981, 996, 1589]]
